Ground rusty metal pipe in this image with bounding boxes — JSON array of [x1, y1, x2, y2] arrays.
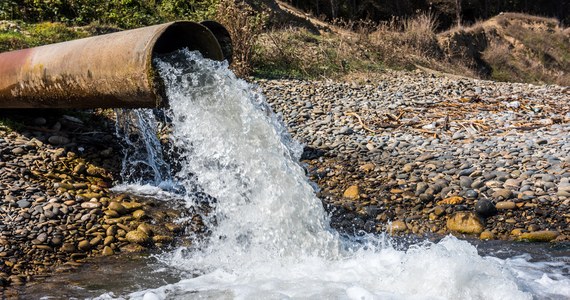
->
[[0, 21, 231, 109]]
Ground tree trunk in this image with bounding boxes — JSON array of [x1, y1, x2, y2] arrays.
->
[[456, 0, 462, 27]]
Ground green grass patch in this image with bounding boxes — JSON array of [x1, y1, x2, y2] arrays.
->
[[0, 117, 23, 132], [0, 21, 91, 52]]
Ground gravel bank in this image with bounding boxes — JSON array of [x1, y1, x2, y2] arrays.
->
[[0, 69, 568, 288], [258, 69, 570, 242], [0, 111, 204, 287]]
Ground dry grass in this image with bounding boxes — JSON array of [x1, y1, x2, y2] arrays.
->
[[215, 0, 267, 77], [254, 26, 378, 79], [480, 13, 570, 85], [253, 12, 453, 79], [370, 13, 444, 64], [252, 9, 568, 85]]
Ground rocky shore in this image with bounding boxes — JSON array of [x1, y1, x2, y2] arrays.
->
[[0, 69, 568, 289], [258, 70, 570, 242], [0, 111, 205, 288]]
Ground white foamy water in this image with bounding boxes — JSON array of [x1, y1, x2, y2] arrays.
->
[[108, 50, 569, 300]]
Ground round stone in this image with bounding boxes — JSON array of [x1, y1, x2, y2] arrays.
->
[[107, 202, 127, 215], [495, 201, 516, 210], [464, 189, 479, 199], [16, 200, 31, 208], [125, 230, 150, 245], [102, 246, 114, 256], [475, 199, 497, 218], [480, 230, 495, 240], [77, 240, 91, 251], [389, 220, 407, 233]]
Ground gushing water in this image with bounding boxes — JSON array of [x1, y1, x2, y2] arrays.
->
[[110, 50, 569, 300]]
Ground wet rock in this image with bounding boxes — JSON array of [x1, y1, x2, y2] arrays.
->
[[388, 220, 407, 233], [475, 199, 497, 218], [132, 209, 147, 219], [60, 243, 75, 253], [343, 185, 360, 199], [446, 212, 484, 234], [517, 231, 559, 242], [137, 223, 153, 236], [125, 230, 150, 245], [102, 246, 114, 256], [122, 202, 144, 211], [121, 243, 146, 253], [480, 230, 495, 240], [152, 235, 174, 244], [77, 240, 91, 251], [165, 223, 183, 233], [73, 163, 87, 175], [48, 135, 70, 145], [107, 202, 127, 215]]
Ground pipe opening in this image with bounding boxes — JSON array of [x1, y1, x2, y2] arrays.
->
[[200, 21, 233, 64], [151, 22, 225, 107], [152, 22, 223, 61]]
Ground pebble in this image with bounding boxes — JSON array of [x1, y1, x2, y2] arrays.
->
[[459, 177, 473, 188], [11, 147, 25, 155], [102, 246, 114, 256], [480, 230, 495, 240], [260, 74, 570, 244], [389, 220, 407, 233], [78, 240, 91, 251], [126, 230, 150, 245], [48, 135, 70, 145], [495, 201, 516, 210], [464, 189, 479, 199], [343, 185, 360, 199], [0, 114, 197, 287], [108, 202, 127, 215], [492, 188, 513, 200], [16, 200, 31, 208]]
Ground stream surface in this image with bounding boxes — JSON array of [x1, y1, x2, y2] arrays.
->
[[28, 50, 570, 299]]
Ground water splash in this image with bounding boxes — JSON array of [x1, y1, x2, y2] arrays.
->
[[114, 109, 173, 187], [152, 49, 339, 268], [109, 49, 568, 300]]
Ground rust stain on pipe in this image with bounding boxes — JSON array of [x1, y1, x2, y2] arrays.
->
[[0, 21, 230, 109]]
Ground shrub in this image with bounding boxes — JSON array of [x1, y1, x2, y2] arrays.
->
[[215, 0, 267, 77]]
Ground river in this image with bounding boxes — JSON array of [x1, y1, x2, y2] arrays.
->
[[24, 49, 570, 299]]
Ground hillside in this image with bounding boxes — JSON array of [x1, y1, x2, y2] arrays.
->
[[0, 1, 569, 84], [252, 2, 570, 85], [439, 13, 570, 85], [280, 0, 570, 29]]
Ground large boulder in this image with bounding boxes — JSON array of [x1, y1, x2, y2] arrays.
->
[[446, 212, 484, 234]]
